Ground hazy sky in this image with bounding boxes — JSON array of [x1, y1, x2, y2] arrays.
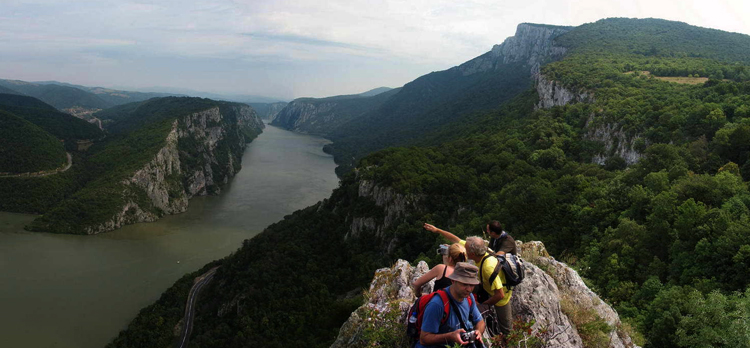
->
[[1, 0, 748, 100]]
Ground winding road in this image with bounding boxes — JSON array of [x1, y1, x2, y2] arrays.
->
[[177, 266, 219, 348], [0, 152, 72, 178]]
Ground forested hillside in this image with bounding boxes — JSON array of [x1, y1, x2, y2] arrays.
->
[[0, 97, 264, 233], [109, 18, 750, 348], [0, 110, 67, 173]]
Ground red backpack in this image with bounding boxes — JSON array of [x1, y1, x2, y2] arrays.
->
[[405, 289, 474, 346]]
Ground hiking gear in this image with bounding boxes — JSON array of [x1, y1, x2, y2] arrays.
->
[[446, 294, 485, 348], [446, 262, 480, 285], [499, 253, 524, 287], [406, 289, 475, 347], [475, 254, 525, 302]]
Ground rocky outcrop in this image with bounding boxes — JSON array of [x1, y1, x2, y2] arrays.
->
[[346, 179, 424, 253], [265, 102, 287, 122], [332, 241, 639, 348], [586, 118, 643, 166], [272, 100, 339, 134], [535, 74, 592, 109], [535, 75, 641, 165], [84, 104, 264, 234], [459, 23, 570, 77], [519, 242, 639, 348]]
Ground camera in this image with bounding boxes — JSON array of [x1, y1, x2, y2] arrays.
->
[[437, 244, 449, 255], [460, 330, 476, 343]]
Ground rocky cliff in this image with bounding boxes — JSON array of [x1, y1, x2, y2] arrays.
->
[[458, 23, 570, 77], [535, 74, 642, 166], [83, 104, 264, 234], [271, 88, 398, 136], [332, 241, 639, 348]]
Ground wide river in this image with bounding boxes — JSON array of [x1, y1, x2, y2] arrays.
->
[[0, 124, 339, 348]]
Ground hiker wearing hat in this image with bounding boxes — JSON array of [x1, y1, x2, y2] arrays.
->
[[424, 223, 513, 337], [415, 262, 486, 348]]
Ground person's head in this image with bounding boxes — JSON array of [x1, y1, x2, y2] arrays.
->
[[464, 236, 487, 262], [486, 220, 503, 238], [447, 243, 467, 266], [447, 262, 480, 300]]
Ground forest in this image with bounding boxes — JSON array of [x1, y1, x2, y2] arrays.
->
[[45, 18, 750, 347]]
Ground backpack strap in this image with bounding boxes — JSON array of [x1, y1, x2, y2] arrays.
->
[[436, 289, 451, 325], [480, 255, 502, 289]]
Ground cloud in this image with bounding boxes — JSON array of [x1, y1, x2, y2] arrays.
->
[[1, 0, 749, 98]]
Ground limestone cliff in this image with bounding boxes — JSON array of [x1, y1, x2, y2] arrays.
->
[[535, 74, 592, 109], [83, 105, 264, 234], [535, 74, 642, 166], [271, 88, 398, 136], [332, 241, 639, 348], [459, 23, 571, 77]]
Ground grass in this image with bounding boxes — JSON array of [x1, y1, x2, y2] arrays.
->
[[624, 71, 709, 84]]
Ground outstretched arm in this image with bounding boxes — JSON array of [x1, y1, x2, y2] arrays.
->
[[423, 223, 461, 244], [412, 265, 444, 295]]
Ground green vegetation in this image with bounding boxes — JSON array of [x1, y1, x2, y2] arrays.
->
[[0, 94, 103, 141], [0, 80, 112, 110], [0, 97, 263, 233], [103, 18, 750, 348], [0, 110, 67, 173]]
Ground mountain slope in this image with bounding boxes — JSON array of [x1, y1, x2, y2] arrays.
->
[[0, 110, 67, 173], [0, 79, 113, 110], [0, 94, 103, 141], [273, 23, 571, 175], [109, 18, 750, 348], [271, 88, 400, 136]]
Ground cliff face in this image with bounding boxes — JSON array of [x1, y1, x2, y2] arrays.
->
[[347, 179, 423, 245], [535, 76, 641, 165], [535, 74, 592, 109], [332, 241, 639, 348], [84, 105, 264, 234], [458, 23, 570, 77], [272, 100, 340, 135]]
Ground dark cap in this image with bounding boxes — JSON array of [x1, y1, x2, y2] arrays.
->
[[447, 262, 480, 285]]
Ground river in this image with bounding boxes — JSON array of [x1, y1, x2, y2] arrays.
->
[[0, 124, 339, 348]]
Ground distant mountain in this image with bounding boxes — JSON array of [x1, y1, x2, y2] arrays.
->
[[33, 81, 180, 107], [271, 88, 401, 137], [130, 86, 286, 104], [273, 23, 571, 174], [0, 79, 112, 110], [0, 85, 22, 95], [0, 93, 103, 141], [358, 86, 392, 97], [248, 102, 288, 121]]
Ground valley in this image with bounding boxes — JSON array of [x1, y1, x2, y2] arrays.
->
[[0, 124, 338, 348]]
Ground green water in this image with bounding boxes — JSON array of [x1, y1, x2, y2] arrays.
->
[[0, 124, 339, 348]]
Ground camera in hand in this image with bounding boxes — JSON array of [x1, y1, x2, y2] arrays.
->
[[460, 330, 476, 343]]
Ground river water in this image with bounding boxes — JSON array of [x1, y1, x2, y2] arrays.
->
[[0, 124, 339, 348]]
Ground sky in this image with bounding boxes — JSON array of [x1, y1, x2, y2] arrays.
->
[[1, 0, 749, 100]]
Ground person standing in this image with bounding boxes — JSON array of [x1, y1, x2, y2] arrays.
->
[[485, 220, 517, 256], [424, 223, 513, 337], [412, 243, 468, 295]]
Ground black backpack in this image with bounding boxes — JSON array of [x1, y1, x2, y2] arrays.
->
[[476, 254, 525, 302]]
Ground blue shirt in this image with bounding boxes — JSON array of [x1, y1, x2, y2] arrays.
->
[[415, 286, 483, 348]]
